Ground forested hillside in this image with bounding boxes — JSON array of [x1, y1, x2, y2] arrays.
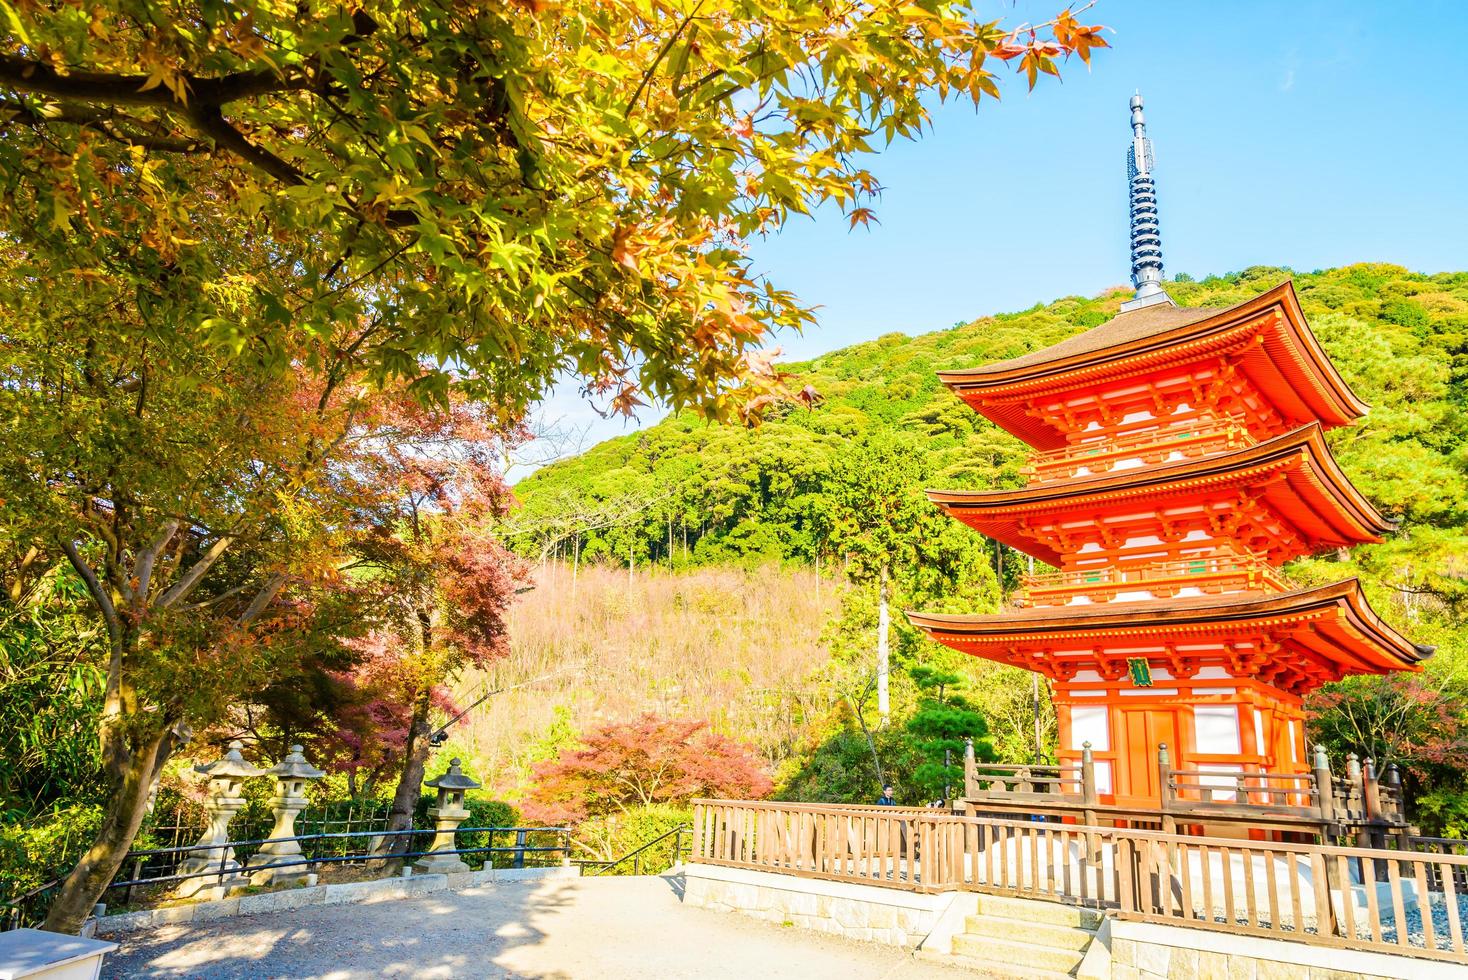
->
[[511, 263, 1468, 829], [511, 264, 1467, 578]]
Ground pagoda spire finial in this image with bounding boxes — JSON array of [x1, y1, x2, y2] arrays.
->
[[1120, 91, 1173, 312]]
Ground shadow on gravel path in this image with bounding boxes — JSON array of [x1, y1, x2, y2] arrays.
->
[[104, 874, 976, 979]]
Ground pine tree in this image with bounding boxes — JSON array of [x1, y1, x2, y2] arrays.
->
[[906, 665, 995, 801]]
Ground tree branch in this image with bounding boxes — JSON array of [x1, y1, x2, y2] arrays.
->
[[625, 0, 708, 117], [0, 55, 306, 108], [1, 58, 427, 227], [156, 534, 234, 608], [1, 99, 207, 151], [187, 104, 305, 186], [132, 519, 180, 604], [239, 573, 288, 625], [174, 580, 253, 613], [59, 538, 123, 657]]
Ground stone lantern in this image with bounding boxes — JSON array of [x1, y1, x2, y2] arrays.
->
[[176, 740, 264, 898], [414, 758, 481, 875], [247, 744, 324, 886]]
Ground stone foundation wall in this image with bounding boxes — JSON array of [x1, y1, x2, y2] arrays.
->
[[683, 865, 1460, 979], [1108, 919, 1459, 980], [96, 865, 576, 936], [682, 863, 953, 948]]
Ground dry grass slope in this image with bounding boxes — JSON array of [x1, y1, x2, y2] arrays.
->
[[455, 562, 838, 795]]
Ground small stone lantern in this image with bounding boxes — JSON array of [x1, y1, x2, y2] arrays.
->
[[247, 744, 324, 886], [414, 758, 481, 875], [176, 740, 265, 898]]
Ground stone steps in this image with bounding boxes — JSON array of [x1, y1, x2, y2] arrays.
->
[[964, 915, 1095, 951], [916, 949, 1075, 979], [951, 933, 1089, 975], [933, 894, 1102, 977], [974, 894, 1104, 930]]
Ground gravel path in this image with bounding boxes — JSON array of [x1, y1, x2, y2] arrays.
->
[[103, 874, 978, 979]]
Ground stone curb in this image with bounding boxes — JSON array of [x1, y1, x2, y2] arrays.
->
[[682, 863, 954, 949], [95, 865, 577, 936]]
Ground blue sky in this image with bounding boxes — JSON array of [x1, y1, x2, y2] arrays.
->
[[529, 0, 1468, 463]]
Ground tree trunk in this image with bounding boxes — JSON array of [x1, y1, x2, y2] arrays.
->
[[43, 727, 169, 934], [379, 686, 434, 861], [847, 690, 885, 789], [1033, 672, 1043, 764], [877, 564, 890, 724]]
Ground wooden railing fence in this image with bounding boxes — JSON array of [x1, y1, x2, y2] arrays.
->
[[692, 799, 1468, 965], [960, 742, 1410, 840], [1020, 420, 1254, 484]]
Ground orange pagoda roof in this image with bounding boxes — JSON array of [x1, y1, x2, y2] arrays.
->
[[938, 282, 1369, 449], [927, 423, 1392, 567], [907, 579, 1430, 696]]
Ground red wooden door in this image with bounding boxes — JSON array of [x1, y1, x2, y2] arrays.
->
[[1118, 707, 1177, 806]]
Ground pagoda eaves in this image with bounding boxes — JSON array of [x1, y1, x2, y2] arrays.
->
[[928, 422, 1393, 568], [939, 282, 1368, 451], [907, 578, 1429, 696]]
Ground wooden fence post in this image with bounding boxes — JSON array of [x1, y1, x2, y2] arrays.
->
[[1345, 753, 1362, 816], [1312, 745, 1335, 826], [1158, 743, 1176, 835], [1081, 742, 1101, 863], [1117, 837, 1137, 915], [1383, 764, 1410, 848], [1362, 757, 1385, 853], [692, 803, 705, 861]]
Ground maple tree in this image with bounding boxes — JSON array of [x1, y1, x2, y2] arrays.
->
[[334, 395, 529, 856], [0, 242, 486, 932], [1306, 673, 1468, 780], [0, 0, 1109, 929], [521, 714, 772, 825], [308, 636, 442, 799], [1, 0, 1105, 421]]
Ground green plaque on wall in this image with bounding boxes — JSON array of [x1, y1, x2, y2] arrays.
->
[[1127, 658, 1153, 687]]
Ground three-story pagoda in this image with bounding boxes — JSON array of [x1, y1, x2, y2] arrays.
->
[[908, 95, 1428, 810]]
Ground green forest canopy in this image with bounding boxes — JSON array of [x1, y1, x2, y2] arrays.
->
[[513, 262, 1468, 590]]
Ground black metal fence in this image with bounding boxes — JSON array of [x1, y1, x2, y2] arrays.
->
[[133, 798, 397, 856], [575, 824, 692, 877], [3, 824, 570, 932]]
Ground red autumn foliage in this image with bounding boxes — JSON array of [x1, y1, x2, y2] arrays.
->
[[312, 632, 461, 792], [520, 714, 773, 824], [1306, 672, 1468, 777], [313, 392, 530, 792]]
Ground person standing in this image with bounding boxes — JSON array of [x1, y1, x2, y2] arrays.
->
[[876, 784, 897, 806]]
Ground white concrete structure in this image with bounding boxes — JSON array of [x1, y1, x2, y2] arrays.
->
[[0, 929, 115, 980]]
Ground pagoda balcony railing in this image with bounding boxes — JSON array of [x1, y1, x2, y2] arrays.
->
[[1022, 421, 1254, 484], [1015, 554, 1291, 608], [962, 743, 1410, 838]]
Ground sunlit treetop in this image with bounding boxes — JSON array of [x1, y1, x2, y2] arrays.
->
[[0, 0, 1105, 422]]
